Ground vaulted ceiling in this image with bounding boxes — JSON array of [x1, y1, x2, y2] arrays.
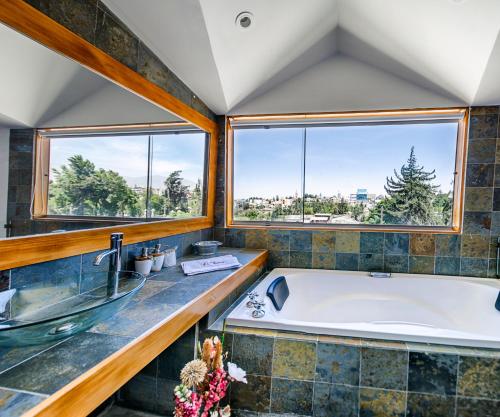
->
[[104, 0, 500, 115]]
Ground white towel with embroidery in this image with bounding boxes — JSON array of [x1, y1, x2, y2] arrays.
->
[[181, 255, 241, 276]]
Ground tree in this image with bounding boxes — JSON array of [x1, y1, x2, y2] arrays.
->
[[49, 155, 140, 216], [163, 170, 190, 214], [382, 147, 439, 225], [189, 179, 203, 216]]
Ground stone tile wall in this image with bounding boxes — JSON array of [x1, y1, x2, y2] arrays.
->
[[226, 330, 500, 417], [215, 107, 500, 279]]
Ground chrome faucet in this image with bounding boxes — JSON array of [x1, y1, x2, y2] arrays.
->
[[94, 232, 123, 297]]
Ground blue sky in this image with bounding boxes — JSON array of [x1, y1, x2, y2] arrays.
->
[[50, 132, 206, 188], [234, 122, 458, 199]]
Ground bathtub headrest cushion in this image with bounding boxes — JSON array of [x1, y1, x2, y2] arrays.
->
[[266, 276, 289, 311], [496, 292, 500, 312]]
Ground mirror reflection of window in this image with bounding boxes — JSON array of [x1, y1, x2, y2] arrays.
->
[[44, 127, 208, 220]]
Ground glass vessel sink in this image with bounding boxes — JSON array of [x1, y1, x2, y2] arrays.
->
[[0, 271, 145, 347]]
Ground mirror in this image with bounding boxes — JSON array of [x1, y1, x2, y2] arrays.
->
[[0, 22, 209, 238]]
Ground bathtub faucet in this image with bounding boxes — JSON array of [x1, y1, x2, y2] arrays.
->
[[370, 272, 392, 278]]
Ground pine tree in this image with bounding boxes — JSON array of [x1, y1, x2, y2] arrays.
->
[[383, 147, 439, 225]]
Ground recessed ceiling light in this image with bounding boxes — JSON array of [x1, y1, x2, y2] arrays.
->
[[235, 12, 253, 30]]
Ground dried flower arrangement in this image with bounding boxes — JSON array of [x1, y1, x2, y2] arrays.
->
[[174, 336, 247, 417]]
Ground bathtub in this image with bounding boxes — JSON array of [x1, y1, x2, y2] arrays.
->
[[226, 268, 500, 348]]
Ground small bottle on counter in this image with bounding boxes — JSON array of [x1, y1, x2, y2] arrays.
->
[[135, 247, 153, 276], [151, 243, 165, 272], [163, 246, 177, 267]]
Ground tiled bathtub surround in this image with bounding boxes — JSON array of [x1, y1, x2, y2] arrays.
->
[[215, 107, 500, 279], [225, 329, 500, 417], [0, 228, 212, 319]]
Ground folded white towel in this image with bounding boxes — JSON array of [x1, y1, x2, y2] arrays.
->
[[181, 255, 242, 276]]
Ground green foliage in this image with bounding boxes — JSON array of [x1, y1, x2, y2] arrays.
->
[[49, 155, 139, 217], [49, 155, 202, 219]]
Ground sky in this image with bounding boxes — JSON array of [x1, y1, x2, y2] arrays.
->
[[233, 122, 458, 199], [49, 131, 207, 188]]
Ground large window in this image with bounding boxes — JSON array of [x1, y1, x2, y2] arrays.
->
[[229, 109, 467, 231], [35, 125, 208, 220]]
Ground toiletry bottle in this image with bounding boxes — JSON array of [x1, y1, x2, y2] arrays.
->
[[135, 247, 153, 276], [151, 243, 165, 272], [163, 245, 177, 267]]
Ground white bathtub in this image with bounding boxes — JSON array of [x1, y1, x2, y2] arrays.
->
[[226, 268, 500, 348]]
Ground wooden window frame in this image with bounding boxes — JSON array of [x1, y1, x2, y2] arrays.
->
[[0, 0, 218, 270], [226, 108, 469, 234]]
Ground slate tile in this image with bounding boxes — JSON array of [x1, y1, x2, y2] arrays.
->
[[290, 231, 312, 251], [409, 256, 435, 274], [464, 188, 493, 211], [460, 258, 489, 277], [384, 233, 409, 255], [313, 383, 358, 417], [456, 397, 500, 417], [312, 231, 335, 253], [232, 334, 274, 376], [406, 393, 455, 417], [435, 257, 460, 275], [270, 378, 313, 416], [39, 0, 98, 43], [312, 252, 335, 269], [360, 232, 385, 254], [316, 342, 359, 385], [95, 6, 138, 70], [463, 212, 491, 236], [359, 387, 406, 417], [0, 332, 130, 395], [458, 356, 500, 399], [268, 231, 290, 251], [225, 229, 245, 248], [118, 373, 158, 414], [335, 253, 359, 271], [290, 251, 312, 268], [137, 42, 170, 91], [494, 188, 500, 211], [384, 255, 409, 273], [231, 374, 271, 413], [336, 231, 360, 253], [268, 250, 290, 268], [359, 253, 384, 272], [360, 348, 408, 390], [158, 326, 196, 380], [408, 352, 458, 395], [468, 139, 496, 163], [273, 339, 316, 380], [410, 234, 436, 256], [466, 163, 495, 187], [460, 235, 490, 258], [469, 114, 499, 139], [244, 229, 268, 249], [0, 388, 46, 416]]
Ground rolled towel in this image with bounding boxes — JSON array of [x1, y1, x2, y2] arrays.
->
[[181, 255, 241, 276]]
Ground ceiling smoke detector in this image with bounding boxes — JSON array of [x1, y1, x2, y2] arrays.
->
[[235, 12, 253, 30]]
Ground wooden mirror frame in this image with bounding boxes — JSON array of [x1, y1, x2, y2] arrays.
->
[[0, 0, 218, 270]]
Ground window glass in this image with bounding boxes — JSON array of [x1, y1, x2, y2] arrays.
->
[[233, 127, 304, 222], [150, 131, 207, 218], [232, 120, 459, 227]]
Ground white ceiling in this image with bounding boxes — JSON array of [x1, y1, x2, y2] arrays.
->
[[104, 0, 500, 115], [0, 23, 180, 129]]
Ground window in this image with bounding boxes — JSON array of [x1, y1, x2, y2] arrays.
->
[[35, 124, 208, 221], [228, 109, 467, 231]]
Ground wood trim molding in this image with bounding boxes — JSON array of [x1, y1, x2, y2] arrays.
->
[[0, 0, 219, 270], [22, 250, 268, 417], [225, 108, 468, 234]]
